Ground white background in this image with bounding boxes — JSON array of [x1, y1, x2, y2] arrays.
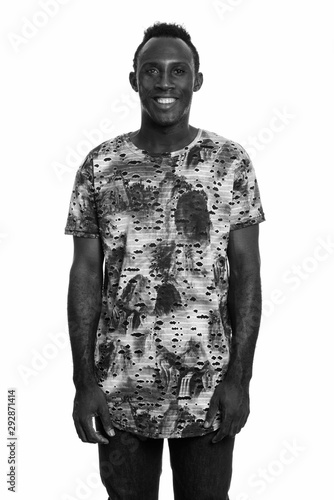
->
[[1, 0, 333, 499]]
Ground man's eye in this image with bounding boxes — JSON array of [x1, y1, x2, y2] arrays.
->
[[147, 68, 158, 74], [174, 69, 185, 75]]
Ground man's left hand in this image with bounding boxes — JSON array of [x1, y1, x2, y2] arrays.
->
[[204, 378, 250, 443]]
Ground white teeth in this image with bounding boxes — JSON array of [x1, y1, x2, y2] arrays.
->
[[156, 98, 176, 104]]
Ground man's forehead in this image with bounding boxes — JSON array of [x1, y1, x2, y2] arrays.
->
[[138, 37, 194, 67]]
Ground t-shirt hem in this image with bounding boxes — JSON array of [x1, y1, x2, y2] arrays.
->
[[230, 214, 265, 231], [64, 229, 100, 238], [109, 419, 221, 439]]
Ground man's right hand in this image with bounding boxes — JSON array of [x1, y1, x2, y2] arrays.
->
[[73, 384, 115, 444]]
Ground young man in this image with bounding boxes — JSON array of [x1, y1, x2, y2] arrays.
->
[[65, 22, 265, 500]]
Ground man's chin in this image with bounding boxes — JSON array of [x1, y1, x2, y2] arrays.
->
[[149, 113, 185, 128], [142, 105, 187, 128]]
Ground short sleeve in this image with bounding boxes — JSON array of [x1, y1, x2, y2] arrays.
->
[[64, 153, 100, 238], [229, 145, 265, 230]]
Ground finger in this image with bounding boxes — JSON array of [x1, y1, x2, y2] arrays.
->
[[84, 416, 109, 444], [204, 400, 219, 428], [95, 430, 110, 444], [211, 426, 227, 443], [74, 418, 89, 443], [230, 413, 248, 436], [212, 412, 231, 443], [230, 418, 242, 437], [98, 403, 115, 438], [240, 410, 250, 429], [227, 409, 249, 437]]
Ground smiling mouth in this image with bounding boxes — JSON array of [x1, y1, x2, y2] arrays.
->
[[154, 97, 177, 104]]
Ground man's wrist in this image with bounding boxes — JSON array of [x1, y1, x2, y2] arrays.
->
[[224, 362, 251, 389]]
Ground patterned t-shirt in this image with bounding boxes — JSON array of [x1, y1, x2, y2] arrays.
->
[[65, 128, 265, 439]]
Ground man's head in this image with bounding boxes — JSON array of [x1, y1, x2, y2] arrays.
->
[[132, 22, 200, 75], [130, 22, 203, 128]]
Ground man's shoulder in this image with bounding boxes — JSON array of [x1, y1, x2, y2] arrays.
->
[[87, 132, 129, 160], [201, 129, 250, 160], [201, 129, 229, 146]]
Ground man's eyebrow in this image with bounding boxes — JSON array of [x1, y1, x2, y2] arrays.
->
[[141, 60, 191, 66]]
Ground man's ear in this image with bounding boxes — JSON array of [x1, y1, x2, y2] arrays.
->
[[193, 72, 203, 92], [129, 72, 138, 92]]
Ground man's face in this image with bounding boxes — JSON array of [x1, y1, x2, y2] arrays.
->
[[130, 37, 203, 128]]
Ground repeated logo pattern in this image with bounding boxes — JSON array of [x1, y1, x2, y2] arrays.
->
[[65, 129, 265, 438]]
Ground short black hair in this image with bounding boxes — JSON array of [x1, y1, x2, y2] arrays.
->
[[133, 22, 200, 74]]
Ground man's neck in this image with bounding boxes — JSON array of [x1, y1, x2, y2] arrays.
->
[[129, 122, 199, 154]]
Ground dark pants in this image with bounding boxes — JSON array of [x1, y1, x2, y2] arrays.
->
[[96, 418, 235, 500]]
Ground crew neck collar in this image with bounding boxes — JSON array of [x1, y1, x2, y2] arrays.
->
[[124, 128, 203, 157]]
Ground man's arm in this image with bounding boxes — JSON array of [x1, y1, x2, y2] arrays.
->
[[204, 224, 262, 441], [67, 236, 114, 444]]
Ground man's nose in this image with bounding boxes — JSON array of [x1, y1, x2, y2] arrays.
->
[[156, 70, 175, 89]]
